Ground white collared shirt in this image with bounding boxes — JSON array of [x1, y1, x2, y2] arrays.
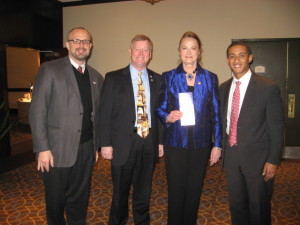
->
[[69, 57, 86, 73], [226, 69, 252, 134]]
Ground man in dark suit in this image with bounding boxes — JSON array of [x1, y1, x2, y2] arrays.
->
[[29, 27, 103, 225], [219, 42, 284, 225], [99, 34, 163, 225]]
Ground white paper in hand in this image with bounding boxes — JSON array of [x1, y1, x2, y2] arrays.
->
[[179, 92, 195, 126]]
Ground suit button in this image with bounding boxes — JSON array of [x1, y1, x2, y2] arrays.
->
[[80, 112, 83, 116], [78, 129, 81, 133]]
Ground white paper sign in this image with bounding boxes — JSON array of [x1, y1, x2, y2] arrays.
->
[[179, 92, 195, 126]]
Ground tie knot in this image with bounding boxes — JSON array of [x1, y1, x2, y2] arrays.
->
[[78, 66, 83, 74], [236, 81, 241, 86], [138, 71, 142, 77]]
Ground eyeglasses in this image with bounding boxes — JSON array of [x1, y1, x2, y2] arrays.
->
[[68, 39, 92, 45]]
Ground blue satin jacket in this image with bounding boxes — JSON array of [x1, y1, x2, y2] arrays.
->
[[155, 64, 222, 149]]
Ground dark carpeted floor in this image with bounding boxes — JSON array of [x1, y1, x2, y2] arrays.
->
[[0, 155, 299, 224]]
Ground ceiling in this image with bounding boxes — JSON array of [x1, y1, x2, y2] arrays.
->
[[0, 0, 134, 13], [56, 0, 133, 7]]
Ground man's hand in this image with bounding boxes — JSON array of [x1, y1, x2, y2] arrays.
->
[[209, 147, 222, 166], [262, 162, 278, 181], [37, 150, 54, 172], [101, 146, 113, 160], [95, 150, 99, 162], [158, 144, 164, 157]]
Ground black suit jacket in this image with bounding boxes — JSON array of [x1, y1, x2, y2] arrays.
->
[[99, 65, 163, 166], [219, 72, 284, 171]]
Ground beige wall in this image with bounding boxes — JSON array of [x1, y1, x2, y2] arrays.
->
[[63, 0, 300, 83]]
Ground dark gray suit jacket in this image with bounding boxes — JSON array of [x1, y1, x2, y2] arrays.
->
[[29, 56, 103, 167], [99, 65, 163, 166], [219, 72, 284, 171]]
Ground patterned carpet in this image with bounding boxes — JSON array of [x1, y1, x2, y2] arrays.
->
[[0, 157, 299, 225]]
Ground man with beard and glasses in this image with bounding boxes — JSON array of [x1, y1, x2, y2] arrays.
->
[[29, 27, 103, 225]]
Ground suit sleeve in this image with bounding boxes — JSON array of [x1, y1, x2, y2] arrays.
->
[[29, 63, 53, 152], [211, 74, 222, 148], [155, 74, 165, 144], [92, 69, 104, 150], [155, 72, 171, 128], [99, 73, 114, 147], [266, 84, 284, 165]]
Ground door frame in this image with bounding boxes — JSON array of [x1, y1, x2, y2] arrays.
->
[[233, 38, 300, 159]]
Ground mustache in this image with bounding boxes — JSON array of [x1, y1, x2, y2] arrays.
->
[[75, 47, 86, 51]]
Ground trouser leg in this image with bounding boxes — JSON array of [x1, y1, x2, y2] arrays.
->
[[65, 139, 94, 225], [183, 148, 210, 225], [132, 133, 154, 225], [41, 167, 67, 225], [165, 147, 187, 225]]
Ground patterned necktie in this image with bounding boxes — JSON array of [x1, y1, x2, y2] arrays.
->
[[78, 66, 83, 74], [228, 81, 241, 147], [136, 71, 149, 138]]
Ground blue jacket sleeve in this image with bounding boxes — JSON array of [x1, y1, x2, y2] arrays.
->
[[211, 73, 222, 148], [155, 72, 171, 128]]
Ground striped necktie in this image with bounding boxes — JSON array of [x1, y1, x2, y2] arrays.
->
[[228, 81, 241, 147]]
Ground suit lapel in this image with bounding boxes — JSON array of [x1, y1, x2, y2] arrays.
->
[[61, 57, 82, 102], [122, 66, 136, 115], [87, 66, 97, 112], [147, 70, 156, 122], [239, 73, 256, 118]]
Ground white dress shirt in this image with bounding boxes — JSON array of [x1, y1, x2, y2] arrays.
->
[[69, 57, 86, 73]]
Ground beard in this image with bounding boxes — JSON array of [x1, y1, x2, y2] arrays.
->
[[72, 48, 90, 61]]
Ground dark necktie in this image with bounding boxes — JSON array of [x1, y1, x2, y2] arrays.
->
[[78, 66, 83, 74], [228, 81, 241, 147]]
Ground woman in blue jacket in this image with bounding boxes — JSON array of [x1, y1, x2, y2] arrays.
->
[[156, 31, 222, 225]]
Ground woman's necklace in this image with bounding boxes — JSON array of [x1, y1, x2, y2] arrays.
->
[[185, 70, 196, 81]]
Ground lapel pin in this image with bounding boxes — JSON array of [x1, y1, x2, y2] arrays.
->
[[92, 81, 96, 84], [198, 81, 201, 85]]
